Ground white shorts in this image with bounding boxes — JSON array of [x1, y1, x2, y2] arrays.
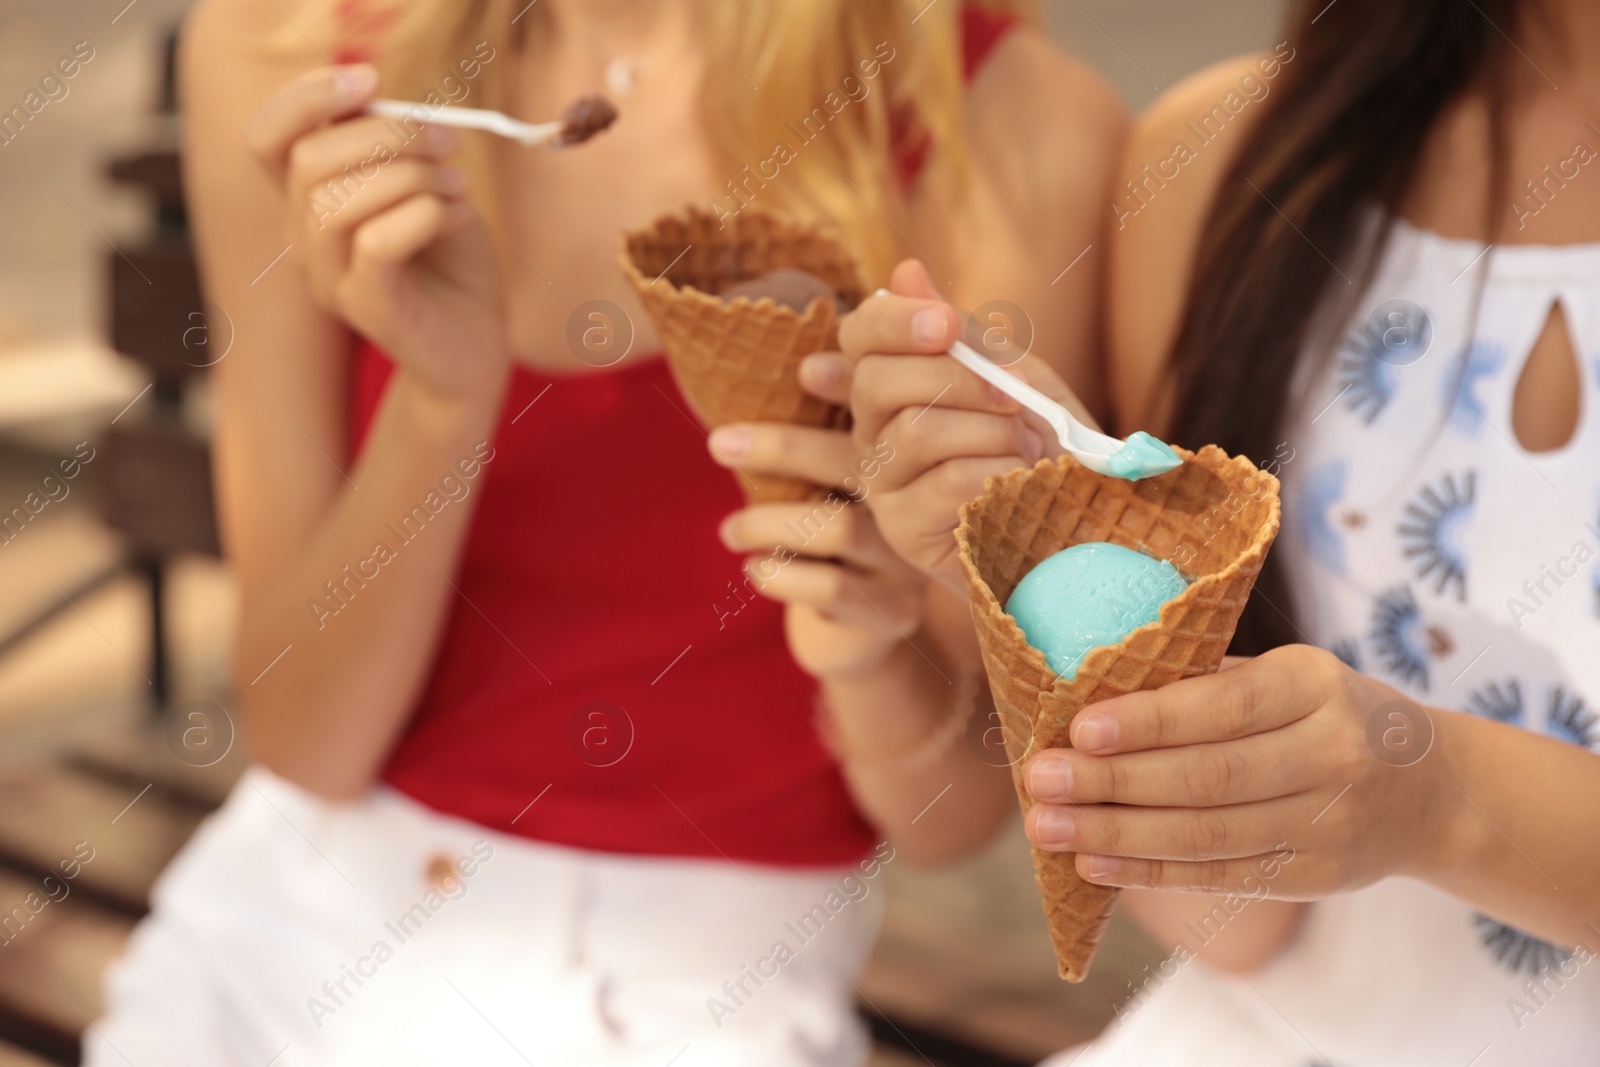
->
[[86, 766, 882, 1067]]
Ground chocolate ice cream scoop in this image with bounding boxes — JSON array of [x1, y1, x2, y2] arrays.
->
[[720, 268, 845, 314], [557, 94, 619, 146]]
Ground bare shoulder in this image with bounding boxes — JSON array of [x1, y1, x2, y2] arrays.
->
[[179, 0, 330, 321], [965, 27, 1130, 228], [179, 0, 334, 245], [178, 0, 348, 585], [183, 0, 328, 68], [1109, 47, 1298, 431], [968, 26, 1129, 145], [1117, 47, 1294, 222], [957, 29, 1128, 417], [181, 0, 326, 113]]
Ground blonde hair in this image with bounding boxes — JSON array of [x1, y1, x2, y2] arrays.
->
[[277, 0, 1034, 284]]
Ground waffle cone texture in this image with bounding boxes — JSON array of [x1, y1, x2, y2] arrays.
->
[[619, 206, 866, 503], [955, 445, 1281, 981]]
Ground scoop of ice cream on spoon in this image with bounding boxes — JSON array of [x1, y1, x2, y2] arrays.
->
[[555, 94, 619, 146], [721, 269, 845, 314]]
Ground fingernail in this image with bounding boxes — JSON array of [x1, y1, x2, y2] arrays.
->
[[429, 124, 460, 151], [800, 354, 840, 389], [709, 426, 749, 459], [1081, 855, 1120, 881], [1074, 714, 1116, 752], [912, 307, 947, 344], [338, 64, 377, 96], [1022, 428, 1044, 463], [440, 166, 467, 189], [1029, 759, 1072, 801], [1034, 807, 1075, 849], [717, 514, 740, 546]]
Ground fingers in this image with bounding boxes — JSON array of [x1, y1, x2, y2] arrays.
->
[[888, 258, 944, 300], [284, 110, 467, 315], [340, 195, 472, 311], [1064, 645, 1338, 755], [244, 64, 380, 178], [743, 559, 918, 630], [706, 423, 868, 491], [850, 353, 1021, 448], [1071, 846, 1298, 893], [1024, 729, 1313, 808], [286, 116, 459, 206], [309, 160, 465, 241], [798, 353, 853, 405], [720, 502, 894, 570], [873, 407, 1040, 493], [837, 290, 962, 364], [1026, 797, 1302, 862], [865, 456, 1020, 586], [285, 118, 462, 285]]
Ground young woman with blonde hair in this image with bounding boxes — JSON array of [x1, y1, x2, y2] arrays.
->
[[85, 1, 1126, 1063]]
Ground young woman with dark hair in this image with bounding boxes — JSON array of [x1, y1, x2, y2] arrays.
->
[[842, 0, 1600, 1061]]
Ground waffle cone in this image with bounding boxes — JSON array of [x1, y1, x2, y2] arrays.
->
[[619, 206, 866, 503], [955, 445, 1281, 981]]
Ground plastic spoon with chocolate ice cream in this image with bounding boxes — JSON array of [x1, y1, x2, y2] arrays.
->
[[368, 93, 618, 147]]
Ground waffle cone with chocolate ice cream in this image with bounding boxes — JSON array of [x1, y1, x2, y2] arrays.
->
[[955, 445, 1281, 981], [619, 205, 865, 503]]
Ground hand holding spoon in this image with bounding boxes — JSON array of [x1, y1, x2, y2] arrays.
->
[[870, 288, 1182, 480]]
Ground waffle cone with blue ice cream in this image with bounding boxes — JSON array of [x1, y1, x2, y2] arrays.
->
[[955, 445, 1281, 981], [619, 205, 865, 503]]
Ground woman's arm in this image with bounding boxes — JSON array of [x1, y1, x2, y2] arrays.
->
[[821, 582, 1015, 866], [1426, 707, 1600, 948], [182, 1, 505, 797], [706, 414, 1014, 866], [1108, 54, 1288, 434], [943, 26, 1129, 426], [1115, 887, 1309, 974], [1094, 52, 1315, 969]]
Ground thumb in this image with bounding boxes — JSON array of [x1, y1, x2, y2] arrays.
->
[[889, 258, 945, 301]]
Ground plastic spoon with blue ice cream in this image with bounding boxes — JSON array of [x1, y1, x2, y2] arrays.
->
[[947, 340, 1181, 480], [869, 290, 1182, 480]]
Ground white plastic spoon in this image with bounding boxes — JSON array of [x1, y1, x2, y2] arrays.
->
[[871, 288, 1182, 480], [367, 94, 617, 147]]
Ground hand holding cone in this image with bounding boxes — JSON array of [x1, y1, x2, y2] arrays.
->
[[618, 206, 866, 503], [955, 445, 1281, 981]]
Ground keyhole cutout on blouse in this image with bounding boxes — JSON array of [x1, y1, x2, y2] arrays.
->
[[1511, 301, 1582, 452]]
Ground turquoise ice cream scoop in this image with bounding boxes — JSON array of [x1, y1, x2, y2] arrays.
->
[[1005, 543, 1189, 680], [1104, 431, 1183, 480]]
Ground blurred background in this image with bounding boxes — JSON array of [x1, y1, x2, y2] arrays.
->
[[0, 1, 1283, 1064]]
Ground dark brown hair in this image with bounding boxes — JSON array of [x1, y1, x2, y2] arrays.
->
[[1164, 0, 1519, 653]]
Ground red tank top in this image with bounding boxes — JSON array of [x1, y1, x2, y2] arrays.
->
[[354, 7, 1017, 867]]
